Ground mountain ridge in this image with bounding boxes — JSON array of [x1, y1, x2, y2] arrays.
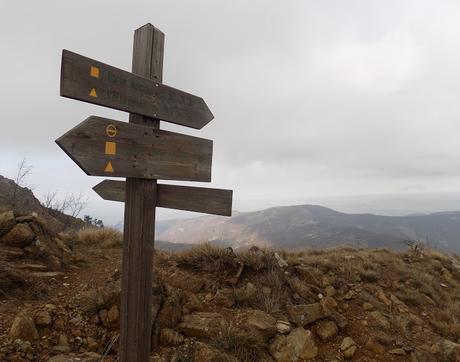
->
[[154, 204, 460, 253]]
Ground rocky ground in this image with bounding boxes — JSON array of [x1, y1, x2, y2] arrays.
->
[[1, 210, 460, 361]]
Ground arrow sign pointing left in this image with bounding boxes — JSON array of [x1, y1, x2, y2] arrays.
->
[[56, 116, 213, 181]]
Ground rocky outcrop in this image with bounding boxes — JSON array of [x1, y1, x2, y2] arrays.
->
[[270, 327, 318, 361], [287, 303, 328, 327], [9, 312, 39, 342], [178, 312, 226, 339], [246, 309, 277, 341], [0, 210, 81, 273], [1, 223, 35, 247], [341, 337, 357, 359], [0, 211, 16, 237]]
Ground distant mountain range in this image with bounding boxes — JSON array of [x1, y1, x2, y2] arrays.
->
[[155, 205, 460, 253]]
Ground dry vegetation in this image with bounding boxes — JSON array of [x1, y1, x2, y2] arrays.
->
[[73, 227, 122, 248], [3, 231, 460, 361]]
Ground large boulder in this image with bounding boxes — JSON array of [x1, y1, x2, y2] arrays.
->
[[246, 309, 277, 341], [1, 222, 35, 247], [287, 303, 328, 327], [0, 211, 15, 238], [435, 339, 460, 361], [47, 352, 102, 362], [369, 311, 390, 330], [315, 320, 338, 342], [168, 271, 204, 293], [34, 310, 52, 327], [9, 312, 39, 342], [159, 328, 184, 346], [341, 337, 357, 359], [194, 342, 238, 362], [270, 327, 318, 361], [178, 312, 226, 339]]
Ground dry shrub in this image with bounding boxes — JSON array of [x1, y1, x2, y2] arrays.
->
[[394, 290, 424, 307], [429, 300, 460, 340], [0, 263, 27, 291], [430, 320, 460, 341], [360, 269, 379, 283], [174, 243, 238, 273], [411, 272, 444, 305], [154, 250, 171, 266], [234, 286, 257, 306], [213, 323, 266, 361], [76, 227, 122, 248], [234, 269, 288, 314], [0, 263, 50, 300], [237, 248, 277, 271], [77, 289, 99, 314]]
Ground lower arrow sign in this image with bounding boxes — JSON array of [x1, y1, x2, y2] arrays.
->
[[56, 116, 212, 181], [93, 180, 232, 216]]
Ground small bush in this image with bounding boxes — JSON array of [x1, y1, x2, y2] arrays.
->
[[395, 290, 424, 307], [76, 227, 122, 248], [360, 269, 379, 283], [213, 323, 267, 361], [175, 243, 238, 272], [237, 248, 277, 271]]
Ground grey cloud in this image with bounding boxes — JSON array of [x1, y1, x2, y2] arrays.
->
[[1, 0, 460, 224]]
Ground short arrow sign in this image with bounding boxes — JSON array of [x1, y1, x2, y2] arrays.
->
[[61, 50, 214, 129], [93, 180, 232, 216], [56, 116, 213, 181]]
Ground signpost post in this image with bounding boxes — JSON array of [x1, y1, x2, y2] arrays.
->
[[57, 23, 232, 362]]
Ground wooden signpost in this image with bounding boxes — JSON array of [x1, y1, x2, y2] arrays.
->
[[57, 24, 232, 362]]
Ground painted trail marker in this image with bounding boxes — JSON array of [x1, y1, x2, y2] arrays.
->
[[56, 23, 232, 362], [56, 116, 213, 181], [61, 50, 214, 129]]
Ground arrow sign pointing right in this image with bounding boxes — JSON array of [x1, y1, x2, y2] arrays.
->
[[61, 50, 214, 129], [93, 180, 232, 216], [56, 116, 213, 181]]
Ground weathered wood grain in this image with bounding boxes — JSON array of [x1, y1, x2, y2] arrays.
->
[[60, 49, 213, 129], [120, 23, 162, 362], [93, 180, 233, 216], [55, 116, 213, 181]]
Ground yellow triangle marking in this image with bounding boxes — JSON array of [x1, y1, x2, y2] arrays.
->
[[104, 161, 114, 173], [89, 88, 97, 97]]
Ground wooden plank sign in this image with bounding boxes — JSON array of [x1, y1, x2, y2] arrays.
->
[[61, 50, 214, 129], [57, 23, 233, 362], [55, 116, 212, 181], [93, 179, 233, 216]]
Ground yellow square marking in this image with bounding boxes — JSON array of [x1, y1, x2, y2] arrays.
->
[[105, 141, 116, 155], [90, 66, 100, 78]]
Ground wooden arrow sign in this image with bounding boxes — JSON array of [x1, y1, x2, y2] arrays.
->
[[56, 116, 212, 181], [60, 50, 214, 129], [93, 180, 232, 216]]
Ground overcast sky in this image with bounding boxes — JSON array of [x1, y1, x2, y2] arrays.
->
[[1, 1, 460, 224]]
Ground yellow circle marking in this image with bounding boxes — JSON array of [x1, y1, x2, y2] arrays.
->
[[106, 124, 117, 138]]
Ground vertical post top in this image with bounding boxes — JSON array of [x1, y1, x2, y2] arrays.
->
[[131, 23, 165, 127], [135, 23, 164, 35]]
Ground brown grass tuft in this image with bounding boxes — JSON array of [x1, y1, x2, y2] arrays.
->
[[174, 243, 238, 273], [237, 248, 277, 271], [76, 227, 122, 248], [213, 323, 267, 361]]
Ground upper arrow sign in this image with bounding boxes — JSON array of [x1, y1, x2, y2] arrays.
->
[[60, 50, 214, 129], [56, 116, 212, 181]]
